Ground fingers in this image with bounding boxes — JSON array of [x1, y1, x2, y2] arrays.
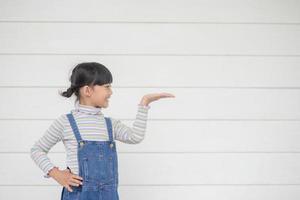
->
[[161, 92, 175, 97], [65, 178, 83, 192], [72, 174, 83, 181], [70, 178, 83, 186], [65, 185, 73, 192], [69, 181, 81, 187], [161, 94, 175, 98], [151, 93, 175, 98], [68, 174, 83, 186], [156, 93, 175, 99], [141, 92, 175, 105], [64, 174, 83, 192]]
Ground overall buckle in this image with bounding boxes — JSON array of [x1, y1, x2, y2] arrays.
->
[[79, 141, 85, 147]]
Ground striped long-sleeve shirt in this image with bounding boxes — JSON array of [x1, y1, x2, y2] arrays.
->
[[30, 102, 150, 178]]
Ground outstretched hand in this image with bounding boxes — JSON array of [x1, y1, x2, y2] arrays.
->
[[140, 92, 175, 106]]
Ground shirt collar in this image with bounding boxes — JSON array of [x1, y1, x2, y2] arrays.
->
[[73, 101, 103, 115]]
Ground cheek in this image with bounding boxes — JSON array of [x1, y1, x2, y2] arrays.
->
[[95, 94, 104, 100], [96, 93, 106, 100], [90, 93, 101, 101]]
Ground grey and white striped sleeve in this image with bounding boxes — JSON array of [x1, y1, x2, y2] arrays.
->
[[111, 104, 150, 144], [30, 114, 65, 178]]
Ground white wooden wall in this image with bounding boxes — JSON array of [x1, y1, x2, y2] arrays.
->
[[0, 0, 300, 199]]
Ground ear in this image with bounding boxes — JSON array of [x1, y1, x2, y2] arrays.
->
[[82, 85, 93, 97]]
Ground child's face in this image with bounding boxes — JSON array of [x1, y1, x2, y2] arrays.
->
[[92, 84, 113, 108], [80, 83, 113, 108]]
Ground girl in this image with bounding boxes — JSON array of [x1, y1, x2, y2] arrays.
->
[[30, 62, 175, 200]]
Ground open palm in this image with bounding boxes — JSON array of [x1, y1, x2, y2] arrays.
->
[[140, 92, 175, 106]]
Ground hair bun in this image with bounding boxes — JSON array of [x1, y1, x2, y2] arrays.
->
[[69, 85, 77, 92]]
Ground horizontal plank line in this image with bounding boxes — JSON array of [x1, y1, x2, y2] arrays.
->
[[1, 118, 300, 121], [1, 184, 300, 186], [0, 20, 300, 25], [1, 86, 300, 90], [3, 152, 300, 154], [0, 53, 300, 57]]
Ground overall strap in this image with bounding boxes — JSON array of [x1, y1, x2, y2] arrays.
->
[[66, 113, 83, 143], [104, 117, 113, 142]]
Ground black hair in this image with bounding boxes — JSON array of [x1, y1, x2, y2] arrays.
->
[[60, 62, 113, 103]]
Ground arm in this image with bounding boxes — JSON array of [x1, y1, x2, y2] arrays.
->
[[111, 93, 175, 144], [111, 103, 150, 144], [30, 115, 65, 178]]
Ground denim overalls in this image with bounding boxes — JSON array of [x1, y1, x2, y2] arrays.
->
[[60, 113, 119, 200]]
